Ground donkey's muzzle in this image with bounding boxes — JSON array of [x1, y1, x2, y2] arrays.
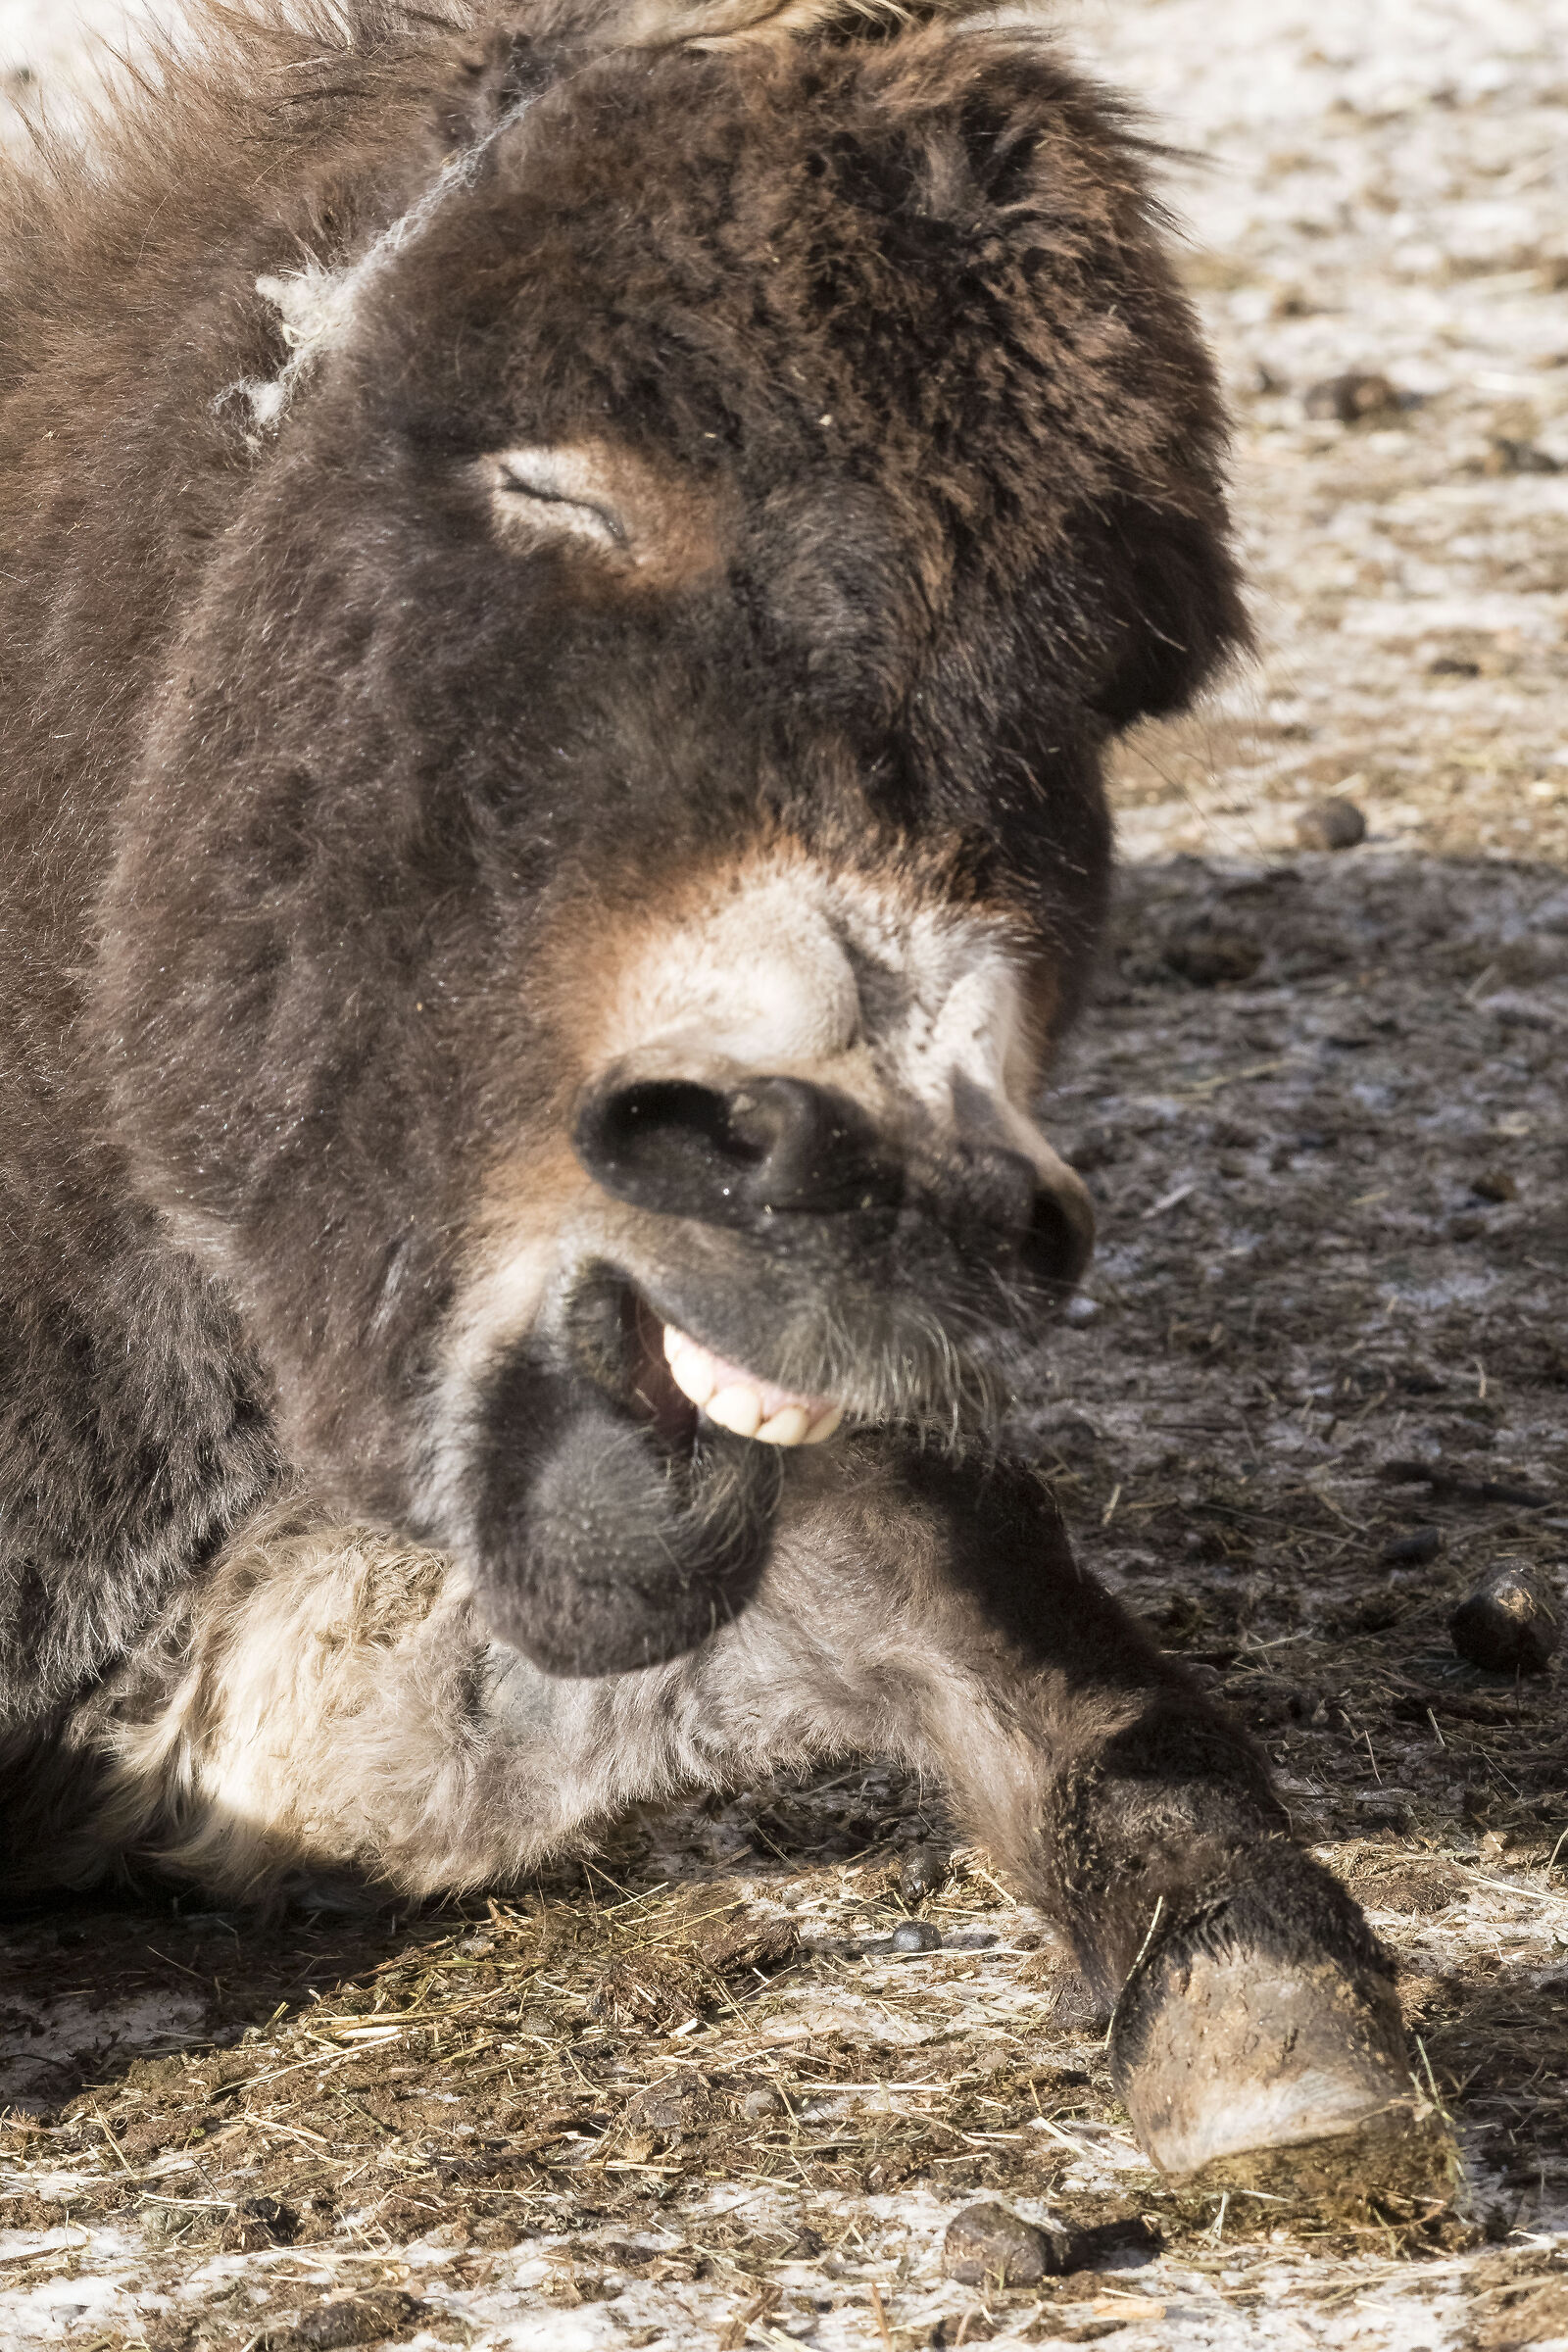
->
[[572, 1062, 1092, 1292]]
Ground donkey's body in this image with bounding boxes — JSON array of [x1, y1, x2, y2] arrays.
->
[[0, 0, 1443, 2194]]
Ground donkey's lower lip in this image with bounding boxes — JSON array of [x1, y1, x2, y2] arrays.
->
[[661, 1322, 844, 1447]]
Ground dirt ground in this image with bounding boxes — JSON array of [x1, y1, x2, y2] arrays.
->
[[1, 2, 1565, 2348]]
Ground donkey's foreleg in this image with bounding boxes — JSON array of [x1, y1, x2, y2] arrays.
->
[[762, 1445, 1446, 2198], [80, 1465, 1446, 2197]]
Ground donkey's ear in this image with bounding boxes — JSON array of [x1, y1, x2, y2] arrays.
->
[[427, 27, 563, 155], [1090, 496, 1252, 731]]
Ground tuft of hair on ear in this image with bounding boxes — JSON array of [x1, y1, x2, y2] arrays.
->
[[424, 24, 562, 157], [953, 85, 1047, 212], [611, 0, 999, 56], [1090, 495, 1252, 732], [425, 0, 953, 151], [424, 0, 1012, 115]]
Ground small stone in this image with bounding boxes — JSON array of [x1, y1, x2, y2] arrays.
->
[[1065, 1125, 1120, 1173], [899, 1843, 951, 1902], [942, 2201, 1076, 2287], [1163, 927, 1263, 987], [1482, 436, 1561, 476], [246, 2197, 296, 2231], [740, 2086, 781, 2121], [892, 1917, 944, 1953], [223, 2194, 298, 2253], [1450, 1564, 1559, 1676], [1303, 370, 1402, 423], [628, 2077, 704, 2135], [1062, 1293, 1101, 1328], [265, 2295, 424, 2352], [1470, 1168, 1518, 1203], [1296, 796, 1367, 852], [942, 1926, 1000, 1951], [1356, 1794, 1412, 1833], [1382, 1527, 1442, 1566]]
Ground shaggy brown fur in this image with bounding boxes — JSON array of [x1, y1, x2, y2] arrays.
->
[[1, 0, 1243, 1707], [0, 0, 1433, 2188]]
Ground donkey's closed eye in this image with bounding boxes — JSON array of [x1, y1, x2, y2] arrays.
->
[[493, 446, 628, 548]]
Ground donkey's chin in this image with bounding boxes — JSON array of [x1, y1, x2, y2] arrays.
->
[[462, 1261, 1009, 1677], [463, 1323, 787, 1677]]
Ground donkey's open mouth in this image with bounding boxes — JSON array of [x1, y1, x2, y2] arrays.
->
[[660, 1320, 846, 1446], [569, 1277, 851, 1465], [573, 1258, 1008, 1478], [624, 1286, 846, 1450]]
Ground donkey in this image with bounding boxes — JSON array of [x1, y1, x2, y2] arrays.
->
[[0, 0, 1444, 2195]]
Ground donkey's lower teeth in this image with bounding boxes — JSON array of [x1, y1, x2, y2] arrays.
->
[[662, 1324, 843, 1447]]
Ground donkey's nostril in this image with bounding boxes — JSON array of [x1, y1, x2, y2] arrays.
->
[[576, 1077, 766, 1218], [572, 1069, 903, 1225], [1022, 1184, 1096, 1292], [943, 1140, 1094, 1294]]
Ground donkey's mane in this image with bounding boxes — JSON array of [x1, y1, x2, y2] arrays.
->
[[0, 0, 1043, 383], [5, 0, 1013, 162]]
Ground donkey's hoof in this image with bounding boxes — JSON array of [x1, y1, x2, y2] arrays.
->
[[1110, 1921, 1455, 2206]]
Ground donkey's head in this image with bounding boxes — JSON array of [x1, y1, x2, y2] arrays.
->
[[103, 0, 1245, 1671]]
